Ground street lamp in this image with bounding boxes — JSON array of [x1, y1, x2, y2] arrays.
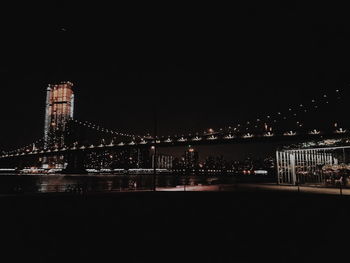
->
[[153, 104, 157, 191]]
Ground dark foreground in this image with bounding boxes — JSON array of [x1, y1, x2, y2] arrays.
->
[[1, 190, 349, 262]]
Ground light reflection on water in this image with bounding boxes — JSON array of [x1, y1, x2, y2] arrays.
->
[[0, 174, 237, 194]]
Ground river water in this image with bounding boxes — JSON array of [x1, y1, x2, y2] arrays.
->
[[0, 173, 248, 194]]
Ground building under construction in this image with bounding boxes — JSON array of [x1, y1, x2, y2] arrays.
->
[[43, 81, 74, 169], [44, 81, 74, 148]]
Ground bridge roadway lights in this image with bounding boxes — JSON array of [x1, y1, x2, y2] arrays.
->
[[1, 130, 349, 161]]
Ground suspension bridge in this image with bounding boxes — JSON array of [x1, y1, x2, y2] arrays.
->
[[0, 82, 349, 173]]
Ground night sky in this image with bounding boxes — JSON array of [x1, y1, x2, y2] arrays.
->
[[1, 2, 350, 159]]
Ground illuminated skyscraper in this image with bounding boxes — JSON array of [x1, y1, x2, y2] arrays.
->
[[44, 81, 74, 148], [184, 146, 199, 169]]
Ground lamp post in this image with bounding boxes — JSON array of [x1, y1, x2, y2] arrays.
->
[[153, 103, 157, 191]]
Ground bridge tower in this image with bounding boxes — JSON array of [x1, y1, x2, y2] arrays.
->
[[44, 81, 74, 149], [43, 81, 74, 169]]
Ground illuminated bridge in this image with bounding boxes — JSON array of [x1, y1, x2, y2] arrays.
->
[[0, 82, 349, 173]]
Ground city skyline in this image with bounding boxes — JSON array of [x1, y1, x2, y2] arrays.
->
[[1, 2, 350, 175]]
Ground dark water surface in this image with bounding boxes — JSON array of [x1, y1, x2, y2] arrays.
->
[[0, 173, 250, 194]]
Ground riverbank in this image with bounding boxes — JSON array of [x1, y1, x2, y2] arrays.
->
[[158, 182, 350, 195]]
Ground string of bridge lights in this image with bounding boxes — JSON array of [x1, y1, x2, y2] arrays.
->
[[159, 88, 346, 139], [0, 119, 144, 156], [213, 88, 346, 136], [75, 87, 346, 139], [73, 119, 142, 139], [1, 138, 44, 155]]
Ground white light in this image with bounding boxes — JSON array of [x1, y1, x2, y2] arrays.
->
[[264, 132, 273, 137], [309, 129, 320, 135], [243, 133, 253, 138], [284, 131, 296, 136], [336, 128, 347, 134]]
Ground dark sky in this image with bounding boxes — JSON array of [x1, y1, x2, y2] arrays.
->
[[1, 2, 350, 159]]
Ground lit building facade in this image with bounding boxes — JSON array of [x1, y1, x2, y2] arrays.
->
[[184, 146, 199, 170], [44, 81, 74, 148], [152, 154, 174, 169]]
